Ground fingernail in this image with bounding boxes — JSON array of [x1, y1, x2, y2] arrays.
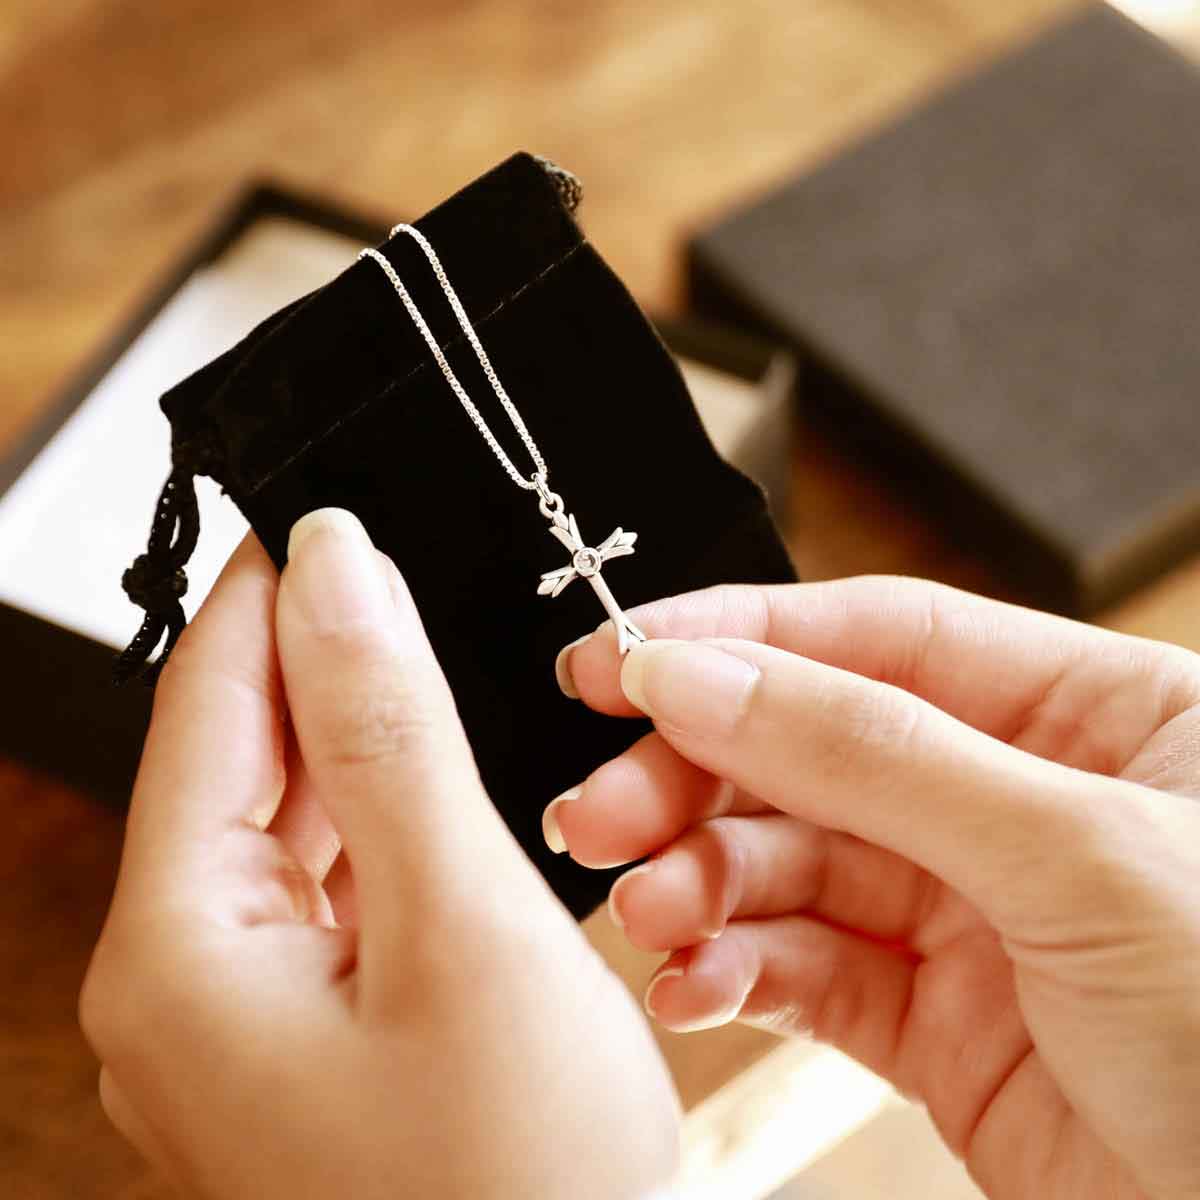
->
[[643, 965, 685, 1019], [644, 966, 744, 1032], [542, 786, 580, 854], [285, 508, 390, 634], [607, 861, 656, 930], [554, 632, 592, 699], [620, 640, 759, 735]]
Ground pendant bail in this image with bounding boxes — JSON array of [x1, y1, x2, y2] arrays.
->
[[532, 472, 564, 519]]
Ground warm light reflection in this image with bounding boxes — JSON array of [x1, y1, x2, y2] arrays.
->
[[1110, 0, 1200, 30], [676, 1043, 892, 1200]]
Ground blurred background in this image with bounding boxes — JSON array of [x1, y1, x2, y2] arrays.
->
[[4, 2, 1200, 1198]]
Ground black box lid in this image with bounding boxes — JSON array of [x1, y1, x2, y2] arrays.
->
[[689, 4, 1200, 615]]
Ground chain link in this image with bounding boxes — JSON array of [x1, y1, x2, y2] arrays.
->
[[359, 225, 548, 492]]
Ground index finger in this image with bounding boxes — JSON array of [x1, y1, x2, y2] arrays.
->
[[119, 533, 286, 891], [562, 577, 1200, 765]]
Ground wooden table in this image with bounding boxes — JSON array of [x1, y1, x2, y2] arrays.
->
[[5, 2, 1200, 1196]]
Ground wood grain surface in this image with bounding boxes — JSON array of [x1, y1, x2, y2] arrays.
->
[[9, 2, 1200, 1197]]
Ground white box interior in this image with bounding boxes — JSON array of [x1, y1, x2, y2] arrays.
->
[[0, 216, 765, 651]]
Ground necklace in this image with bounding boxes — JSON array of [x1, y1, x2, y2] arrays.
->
[[359, 225, 647, 653]]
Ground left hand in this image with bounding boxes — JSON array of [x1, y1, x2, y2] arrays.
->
[[80, 511, 679, 1200]]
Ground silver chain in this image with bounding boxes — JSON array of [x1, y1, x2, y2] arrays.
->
[[359, 224, 549, 493], [359, 204, 648, 656]]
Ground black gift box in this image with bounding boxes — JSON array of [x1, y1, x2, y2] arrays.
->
[[0, 177, 794, 845], [689, 4, 1200, 617], [0, 186, 390, 811]]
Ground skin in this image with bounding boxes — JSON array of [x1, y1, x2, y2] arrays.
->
[[79, 514, 678, 1200], [552, 575, 1200, 1200], [82, 510, 1200, 1199]]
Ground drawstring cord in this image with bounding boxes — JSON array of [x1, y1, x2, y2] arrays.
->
[[113, 463, 201, 685], [111, 155, 578, 688]]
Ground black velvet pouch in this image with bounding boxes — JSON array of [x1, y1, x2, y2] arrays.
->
[[118, 152, 796, 918]]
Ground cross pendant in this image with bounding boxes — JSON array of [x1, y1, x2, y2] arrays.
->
[[537, 506, 647, 654]]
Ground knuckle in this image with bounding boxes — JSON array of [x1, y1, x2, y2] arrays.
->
[[314, 667, 444, 770], [706, 582, 775, 639], [1146, 642, 1200, 709], [799, 926, 846, 1040], [848, 573, 958, 605], [77, 958, 110, 1056], [307, 615, 392, 664], [811, 675, 926, 781], [79, 937, 142, 1064], [692, 819, 748, 928]]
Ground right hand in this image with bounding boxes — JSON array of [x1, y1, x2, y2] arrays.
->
[[551, 577, 1200, 1200]]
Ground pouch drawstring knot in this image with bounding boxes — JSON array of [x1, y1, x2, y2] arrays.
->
[[113, 463, 201, 685]]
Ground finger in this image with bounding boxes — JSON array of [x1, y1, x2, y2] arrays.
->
[[120, 533, 286, 899], [275, 509, 536, 994], [559, 578, 1200, 774], [642, 917, 916, 1086], [542, 731, 766, 868], [608, 814, 965, 955], [643, 916, 1032, 1161], [266, 553, 399, 885], [617, 637, 1142, 936], [267, 727, 341, 883]]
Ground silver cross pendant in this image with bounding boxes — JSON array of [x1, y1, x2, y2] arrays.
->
[[535, 485, 647, 655]]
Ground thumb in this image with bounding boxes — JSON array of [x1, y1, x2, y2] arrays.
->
[[275, 509, 529, 982], [617, 637, 1152, 939]]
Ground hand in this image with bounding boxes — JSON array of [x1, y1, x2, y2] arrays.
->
[[552, 577, 1200, 1200], [81, 512, 678, 1200]]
